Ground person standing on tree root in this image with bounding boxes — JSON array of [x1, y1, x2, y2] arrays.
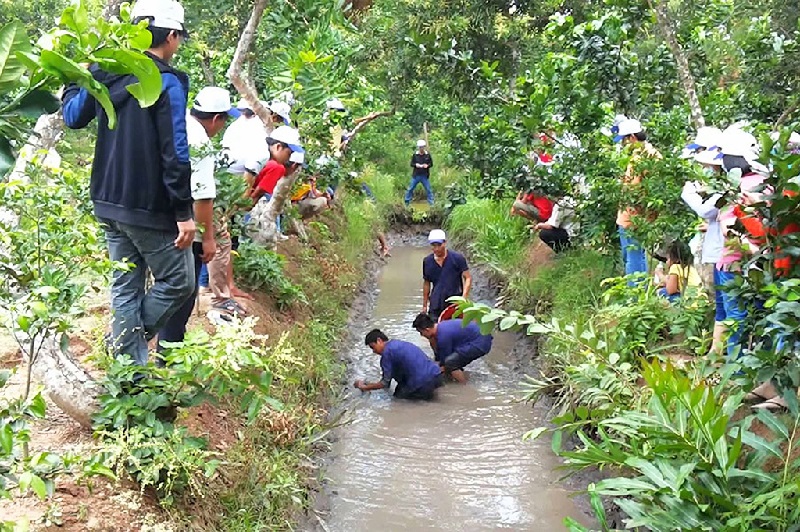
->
[[354, 329, 444, 400], [412, 314, 493, 384], [422, 229, 472, 319], [62, 0, 194, 366], [404, 139, 434, 206]]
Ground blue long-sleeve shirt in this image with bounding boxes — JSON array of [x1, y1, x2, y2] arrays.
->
[[435, 320, 493, 363], [379, 339, 441, 391]]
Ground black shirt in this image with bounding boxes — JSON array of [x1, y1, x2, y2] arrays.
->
[[411, 152, 434, 177]]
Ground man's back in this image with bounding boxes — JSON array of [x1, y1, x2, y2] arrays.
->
[[62, 53, 192, 232], [382, 339, 440, 390], [436, 320, 492, 361]]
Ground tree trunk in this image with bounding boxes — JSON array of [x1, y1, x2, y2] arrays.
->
[[102, 0, 126, 19], [227, 0, 273, 129], [200, 53, 215, 85], [650, 0, 705, 129]]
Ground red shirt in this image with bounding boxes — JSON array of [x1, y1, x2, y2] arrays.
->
[[255, 160, 286, 196], [522, 193, 554, 222]]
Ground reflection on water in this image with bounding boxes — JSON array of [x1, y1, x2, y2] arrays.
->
[[322, 247, 588, 531]]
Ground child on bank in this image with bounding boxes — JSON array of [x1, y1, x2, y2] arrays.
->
[[656, 240, 702, 302]]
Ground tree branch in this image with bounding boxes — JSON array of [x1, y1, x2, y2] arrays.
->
[[227, 0, 274, 130], [340, 110, 395, 153]]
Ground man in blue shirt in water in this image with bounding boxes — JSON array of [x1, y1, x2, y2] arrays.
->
[[354, 329, 444, 400], [413, 314, 493, 384], [422, 229, 472, 319]]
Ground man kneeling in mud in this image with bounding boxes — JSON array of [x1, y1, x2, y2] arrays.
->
[[412, 314, 493, 384], [354, 329, 444, 400]]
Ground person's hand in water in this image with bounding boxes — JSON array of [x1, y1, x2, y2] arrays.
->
[[353, 379, 365, 391]]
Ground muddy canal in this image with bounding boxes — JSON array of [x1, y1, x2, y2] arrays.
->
[[318, 246, 589, 531]]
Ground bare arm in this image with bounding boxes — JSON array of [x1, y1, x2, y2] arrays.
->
[[461, 270, 472, 299], [353, 379, 386, 392], [665, 273, 680, 295], [423, 280, 431, 312]]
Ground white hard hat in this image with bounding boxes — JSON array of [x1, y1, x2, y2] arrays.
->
[[428, 229, 446, 243], [681, 126, 724, 158], [131, 0, 186, 32], [417, 139, 427, 148], [269, 125, 304, 153], [719, 128, 759, 160], [326, 98, 346, 111]]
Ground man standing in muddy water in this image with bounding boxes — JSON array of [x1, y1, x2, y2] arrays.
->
[[412, 313, 493, 383], [354, 329, 444, 400], [422, 229, 472, 319]]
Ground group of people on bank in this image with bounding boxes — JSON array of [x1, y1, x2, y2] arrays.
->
[[60, 0, 338, 367], [354, 230, 493, 400]]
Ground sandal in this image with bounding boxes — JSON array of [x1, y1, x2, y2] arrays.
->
[[752, 397, 789, 412], [213, 298, 249, 316]]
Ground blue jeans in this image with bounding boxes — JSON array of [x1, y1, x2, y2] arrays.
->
[[157, 242, 204, 358], [404, 174, 434, 205], [657, 287, 681, 303], [618, 226, 647, 284], [100, 218, 195, 366], [716, 269, 748, 359], [199, 264, 209, 288]]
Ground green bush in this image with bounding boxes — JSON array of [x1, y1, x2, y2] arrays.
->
[[233, 241, 307, 309]]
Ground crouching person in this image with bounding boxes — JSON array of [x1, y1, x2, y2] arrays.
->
[[412, 313, 493, 384], [354, 329, 444, 400]]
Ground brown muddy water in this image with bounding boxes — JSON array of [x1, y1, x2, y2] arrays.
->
[[317, 246, 590, 532]]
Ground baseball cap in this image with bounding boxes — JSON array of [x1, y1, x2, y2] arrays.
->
[[614, 119, 643, 143], [602, 114, 628, 136], [289, 151, 305, 165], [417, 139, 427, 148], [326, 98, 346, 111], [269, 125, 304, 153], [428, 229, 446, 244], [193, 87, 240, 118], [131, 0, 187, 34], [681, 126, 723, 158], [268, 101, 292, 125]]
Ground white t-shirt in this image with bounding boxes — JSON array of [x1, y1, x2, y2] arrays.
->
[[186, 113, 216, 201], [222, 115, 268, 174], [544, 200, 577, 236]]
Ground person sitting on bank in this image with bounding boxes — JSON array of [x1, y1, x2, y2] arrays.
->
[[354, 329, 444, 400], [422, 229, 472, 319], [510, 189, 554, 223], [291, 161, 331, 220], [533, 196, 576, 252], [655, 240, 702, 302], [412, 314, 493, 384]]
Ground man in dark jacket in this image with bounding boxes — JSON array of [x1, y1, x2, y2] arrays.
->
[[61, 0, 195, 366], [404, 139, 434, 206]]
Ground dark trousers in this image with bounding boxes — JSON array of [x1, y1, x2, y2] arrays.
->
[[394, 375, 444, 401], [157, 242, 204, 353], [539, 227, 571, 252]]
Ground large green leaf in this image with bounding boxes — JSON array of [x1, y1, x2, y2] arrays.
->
[[92, 48, 162, 108], [11, 89, 60, 119], [37, 50, 116, 129], [0, 135, 15, 176], [0, 22, 31, 92]]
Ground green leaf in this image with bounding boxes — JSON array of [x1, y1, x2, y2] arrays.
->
[[12, 90, 60, 119], [29, 475, 47, 499], [38, 50, 116, 129], [28, 393, 46, 418], [92, 48, 161, 108], [523, 427, 548, 441], [0, 23, 32, 92], [754, 409, 790, 441], [0, 423, 13, 455], [499, 316, 518, 331], [0, 136, 15, 176]]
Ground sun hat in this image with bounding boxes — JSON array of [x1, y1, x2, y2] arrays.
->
[[268, 100, 292, 125], [693, 148, 723, 166], [269, 125, 304, 153], [131, 0, 187, 34], [193, 87, 240, 118], [681, 126, 723, 158], [428, 229, 446, 244], [613, 118, 643, 143], [716, 128, 759, 161], [601, 114, 628, 136], [417, 139, 427, 148]]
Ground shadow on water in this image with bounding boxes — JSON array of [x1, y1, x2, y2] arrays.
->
[[320, 246, 591, 531]]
